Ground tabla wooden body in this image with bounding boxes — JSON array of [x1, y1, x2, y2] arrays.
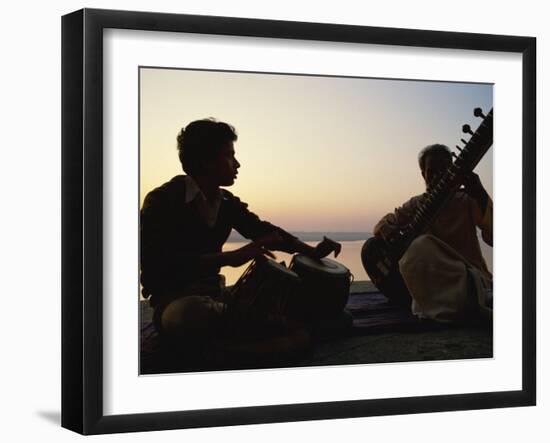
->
[[289, 254, 352, 320], [228, 259, 301, 331]]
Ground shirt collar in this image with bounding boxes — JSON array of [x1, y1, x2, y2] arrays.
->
[[183, 175, 221, 204], [183, 175, 203, 203]]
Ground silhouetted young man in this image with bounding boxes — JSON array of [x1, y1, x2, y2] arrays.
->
[[141, 118, 341, 342]]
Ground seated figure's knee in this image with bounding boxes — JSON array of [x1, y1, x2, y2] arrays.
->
[[401, 233, 437, 261], [407, 234, 437, 253], [161, 295, 226, 340]]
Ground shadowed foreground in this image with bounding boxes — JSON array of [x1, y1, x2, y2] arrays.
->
[[140, 281, 492, 374]]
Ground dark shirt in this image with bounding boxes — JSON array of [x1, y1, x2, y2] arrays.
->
[[140, 175, 295, 306]]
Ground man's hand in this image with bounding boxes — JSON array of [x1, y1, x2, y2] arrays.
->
[[462, 172, 489, 212], [254, 231, 285, 249], [226, 241, 276, 267], [313, 236, 342, 259], [375, 222, 401, 243]]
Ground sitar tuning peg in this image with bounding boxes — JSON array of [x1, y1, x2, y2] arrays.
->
[[462, 124, 474, 135], [474, 107, 486, 119]]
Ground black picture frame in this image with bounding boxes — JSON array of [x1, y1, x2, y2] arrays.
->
[[61, 8, 536, 435]]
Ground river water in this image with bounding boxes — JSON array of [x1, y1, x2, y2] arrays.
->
[[222, 239, 493, 286], [139, 238, 493, 299]]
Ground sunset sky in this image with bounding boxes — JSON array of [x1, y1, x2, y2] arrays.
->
[[139, 68, 493, 233]]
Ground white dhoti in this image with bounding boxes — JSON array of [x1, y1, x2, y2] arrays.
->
[[399, 234, 492, 324]]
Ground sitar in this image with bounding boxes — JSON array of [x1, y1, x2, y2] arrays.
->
[[362, 108, 493, 304]]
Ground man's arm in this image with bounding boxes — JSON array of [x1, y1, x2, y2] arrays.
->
[[199, 243, 276, 269], [256, 232, 341, 259], [228, 193, 340, 259], [373, 197, 420, 241], [463, 173, 493, 246], [227, 193, 293, 243], [373, 213, 399, 239]]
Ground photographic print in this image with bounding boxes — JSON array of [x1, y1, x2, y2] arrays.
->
[[138, 67, 494, 375], [62, 8, 535, 433]]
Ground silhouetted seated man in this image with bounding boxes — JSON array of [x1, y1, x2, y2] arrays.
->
[[140, 118, 341, 355], [362, 144, 493, 324]]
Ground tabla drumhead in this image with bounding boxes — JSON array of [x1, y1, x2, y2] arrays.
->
[[292, 254, 349, 276]]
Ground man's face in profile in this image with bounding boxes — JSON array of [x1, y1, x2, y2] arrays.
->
[[422, 152, 452, 191], [207, 142, 241, 187]]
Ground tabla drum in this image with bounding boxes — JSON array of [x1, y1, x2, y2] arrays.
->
[[227, 259, 301, 333], [289, 254, 352, 320]]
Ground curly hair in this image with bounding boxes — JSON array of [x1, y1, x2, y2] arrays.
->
[[418, 143, 452, 171], [176, 118, 238, 175]]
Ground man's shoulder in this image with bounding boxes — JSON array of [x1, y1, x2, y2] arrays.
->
[[142, 176, 186, 208], [220, 189, 252, 213], [220, 188, 235, 199], [221, 188, 243, 204]]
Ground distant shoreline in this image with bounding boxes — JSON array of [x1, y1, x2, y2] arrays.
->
[[228, 231, 373, 242]]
